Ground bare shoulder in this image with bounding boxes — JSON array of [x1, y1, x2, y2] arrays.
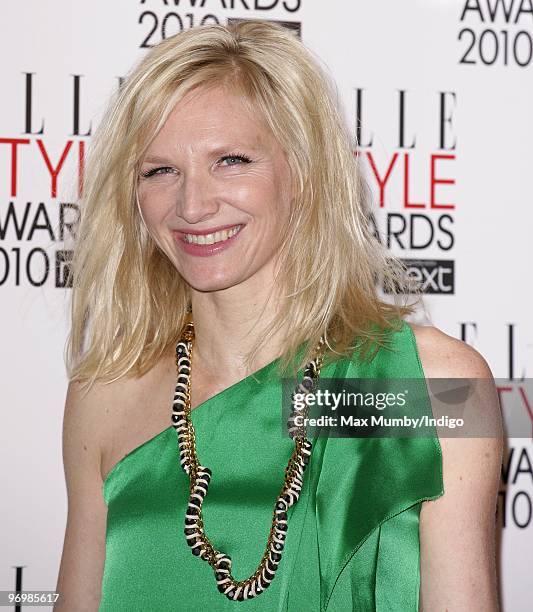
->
[[406, 321, 503, 468], [56, 377, 130, 610], [407, 321, 493, 379], [406, 322, 503, 610], [62, 378, 113, 481], [57, 355, 178, 607], [63, 375, 136, 479], [64, 346, 176, 484]]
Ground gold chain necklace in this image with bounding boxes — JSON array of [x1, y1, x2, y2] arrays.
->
[[171, 320, 326, 602]]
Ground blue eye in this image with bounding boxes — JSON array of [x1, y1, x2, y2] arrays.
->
[[140, 154, 252, 178], [219, 153, 252, 166], [140, 166, 175, 178]]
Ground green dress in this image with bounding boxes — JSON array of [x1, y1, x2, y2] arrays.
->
[[100, 320, 443, 611]]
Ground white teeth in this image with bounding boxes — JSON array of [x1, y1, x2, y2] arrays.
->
[[184, 225, 242, 245]]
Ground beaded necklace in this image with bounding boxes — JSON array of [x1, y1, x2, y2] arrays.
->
[[171, 320, 326, 601]]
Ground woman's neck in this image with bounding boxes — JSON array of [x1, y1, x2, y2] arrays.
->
[[188, 288, 285, 380]]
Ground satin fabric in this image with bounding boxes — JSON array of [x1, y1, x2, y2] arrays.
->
[[99, 320, 443, 611]]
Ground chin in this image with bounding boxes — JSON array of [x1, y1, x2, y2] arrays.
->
[[184, 272, 243, 293]]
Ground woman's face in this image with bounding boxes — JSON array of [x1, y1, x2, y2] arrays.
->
[[137, 84, 293, 294]]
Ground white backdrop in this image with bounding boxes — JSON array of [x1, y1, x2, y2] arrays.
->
[[1, 1, 531, 610]]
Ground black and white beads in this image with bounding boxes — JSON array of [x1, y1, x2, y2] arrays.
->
[[183, 466, 212, 559], [171, 322, 325, 602], [172, 339, 193, 474], [286, 360, 321, 439]]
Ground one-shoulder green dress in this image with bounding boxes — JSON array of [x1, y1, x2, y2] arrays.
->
[[99, 320, 443, 611]]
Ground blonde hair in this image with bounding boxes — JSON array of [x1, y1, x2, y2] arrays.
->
[[65, 19, 421, 391]]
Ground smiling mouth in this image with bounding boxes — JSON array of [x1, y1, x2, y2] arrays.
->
[[181, 224, 243, 245]]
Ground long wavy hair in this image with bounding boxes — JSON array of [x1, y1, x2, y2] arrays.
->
[[65, 19, 421, 391]]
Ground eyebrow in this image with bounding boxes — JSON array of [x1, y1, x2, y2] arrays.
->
[[142, 156, 173, 165], [141, 144, 264, 165]]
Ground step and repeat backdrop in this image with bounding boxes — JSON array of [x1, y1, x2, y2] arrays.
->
[[1, 1, 531, 610]]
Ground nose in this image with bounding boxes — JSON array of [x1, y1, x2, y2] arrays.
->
[[174, 169, 220, 224]]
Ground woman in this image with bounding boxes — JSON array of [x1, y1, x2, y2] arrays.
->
[[55, 20, 503, 611]]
